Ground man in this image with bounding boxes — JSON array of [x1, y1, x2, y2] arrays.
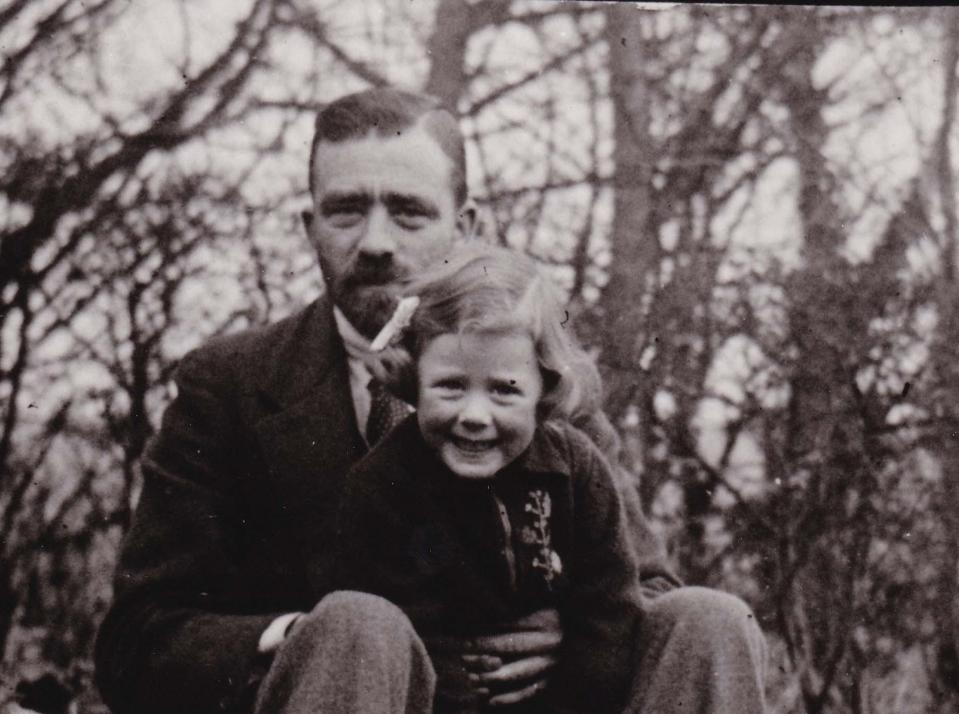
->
[[95, 87, 767, 714]]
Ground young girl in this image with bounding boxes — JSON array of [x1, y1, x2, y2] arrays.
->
[[333, 243, 642, 714]]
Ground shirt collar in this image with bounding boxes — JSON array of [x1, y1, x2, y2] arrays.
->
[[333, 306, 373, 363]]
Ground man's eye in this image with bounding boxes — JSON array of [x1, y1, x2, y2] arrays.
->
[[387, 196, 437, 228], [326, 209, 363, 227], [393, 208, 429, 228]]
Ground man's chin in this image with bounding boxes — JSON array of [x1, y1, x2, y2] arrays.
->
[[335, 287, 397, 339]]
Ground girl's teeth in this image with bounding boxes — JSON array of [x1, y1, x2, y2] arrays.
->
[[456, 438, 493, 452]]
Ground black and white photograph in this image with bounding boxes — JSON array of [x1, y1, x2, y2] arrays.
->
[[1, 2, 957, 712]]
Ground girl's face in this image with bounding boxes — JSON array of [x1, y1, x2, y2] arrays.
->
[[416, 331, 543, 479]]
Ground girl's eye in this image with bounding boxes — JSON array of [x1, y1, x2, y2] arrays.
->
[[491, 381, 521, 397], [434, 378, 465, 391]]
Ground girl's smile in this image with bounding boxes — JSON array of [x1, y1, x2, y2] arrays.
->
[[416, 331, 543, 479]]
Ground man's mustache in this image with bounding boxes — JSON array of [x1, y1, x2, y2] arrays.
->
[[343, 259, 402, 289]]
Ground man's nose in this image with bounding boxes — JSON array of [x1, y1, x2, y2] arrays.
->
[[457, 393, 493, 430], [356, 205, 396, 263]]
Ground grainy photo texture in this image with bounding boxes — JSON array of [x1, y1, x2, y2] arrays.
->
[[1, 3, 957, 713]]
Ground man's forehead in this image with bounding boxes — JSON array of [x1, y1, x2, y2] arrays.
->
[[311, 126, 455, 200]]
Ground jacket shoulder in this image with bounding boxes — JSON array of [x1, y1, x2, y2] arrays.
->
[[189, 303, 316, 362], [176, 300, 329, 387]]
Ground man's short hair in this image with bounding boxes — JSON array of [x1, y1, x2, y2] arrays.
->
[[308, 87, 467, 207]]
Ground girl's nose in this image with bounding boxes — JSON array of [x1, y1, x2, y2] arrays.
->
[[457, 393, 493, 430]]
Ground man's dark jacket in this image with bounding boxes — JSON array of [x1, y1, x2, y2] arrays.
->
[[94, 296, 678, 714]]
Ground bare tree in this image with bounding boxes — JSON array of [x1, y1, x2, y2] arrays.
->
[[2, 4, 957, 712], [1, 0, 285, 699]]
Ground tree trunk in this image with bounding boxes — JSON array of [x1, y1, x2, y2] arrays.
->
[[776, 10, 851, 707], [932, 7, 959, 700], [599, 4, 659, 429], [424, 0, 510, 109]]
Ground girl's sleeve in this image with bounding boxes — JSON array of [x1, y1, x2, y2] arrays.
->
[[332, 456, 392, 594], [333, 452, 461, 642], [549, 427, 645, 714], [331, 449, 428, 621]]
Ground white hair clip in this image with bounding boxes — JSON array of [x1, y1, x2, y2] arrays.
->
[[370, 296, 420, 352]]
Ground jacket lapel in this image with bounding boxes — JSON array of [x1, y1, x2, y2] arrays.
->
[[251, 298, 367, 594]]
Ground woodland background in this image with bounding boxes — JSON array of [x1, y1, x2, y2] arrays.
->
[[2, 2, 959, 712]]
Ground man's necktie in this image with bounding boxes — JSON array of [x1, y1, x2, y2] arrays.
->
[[366, 379, 411, 446]]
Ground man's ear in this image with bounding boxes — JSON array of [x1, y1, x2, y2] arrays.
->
[[455, 200, 479, 240]]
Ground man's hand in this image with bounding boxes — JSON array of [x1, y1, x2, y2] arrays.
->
[[426, 608, 563, 708]]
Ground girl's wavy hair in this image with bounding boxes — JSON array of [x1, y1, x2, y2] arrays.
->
[[388, 242, 602, 424]]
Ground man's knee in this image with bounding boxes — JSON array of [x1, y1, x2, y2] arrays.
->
[[643, 586, 764, 649], [257, 592, 435, 713], [629, 587, 768, 712], [295, 590, 417, 644]]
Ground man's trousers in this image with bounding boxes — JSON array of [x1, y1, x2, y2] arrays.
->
[[253, 588, 768, 714]]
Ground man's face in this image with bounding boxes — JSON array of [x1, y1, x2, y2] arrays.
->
[[417, 331, 543, 480], [307, 125, 465, 338]]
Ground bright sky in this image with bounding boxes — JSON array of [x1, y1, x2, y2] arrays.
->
[[4, 1, 951, 500]]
